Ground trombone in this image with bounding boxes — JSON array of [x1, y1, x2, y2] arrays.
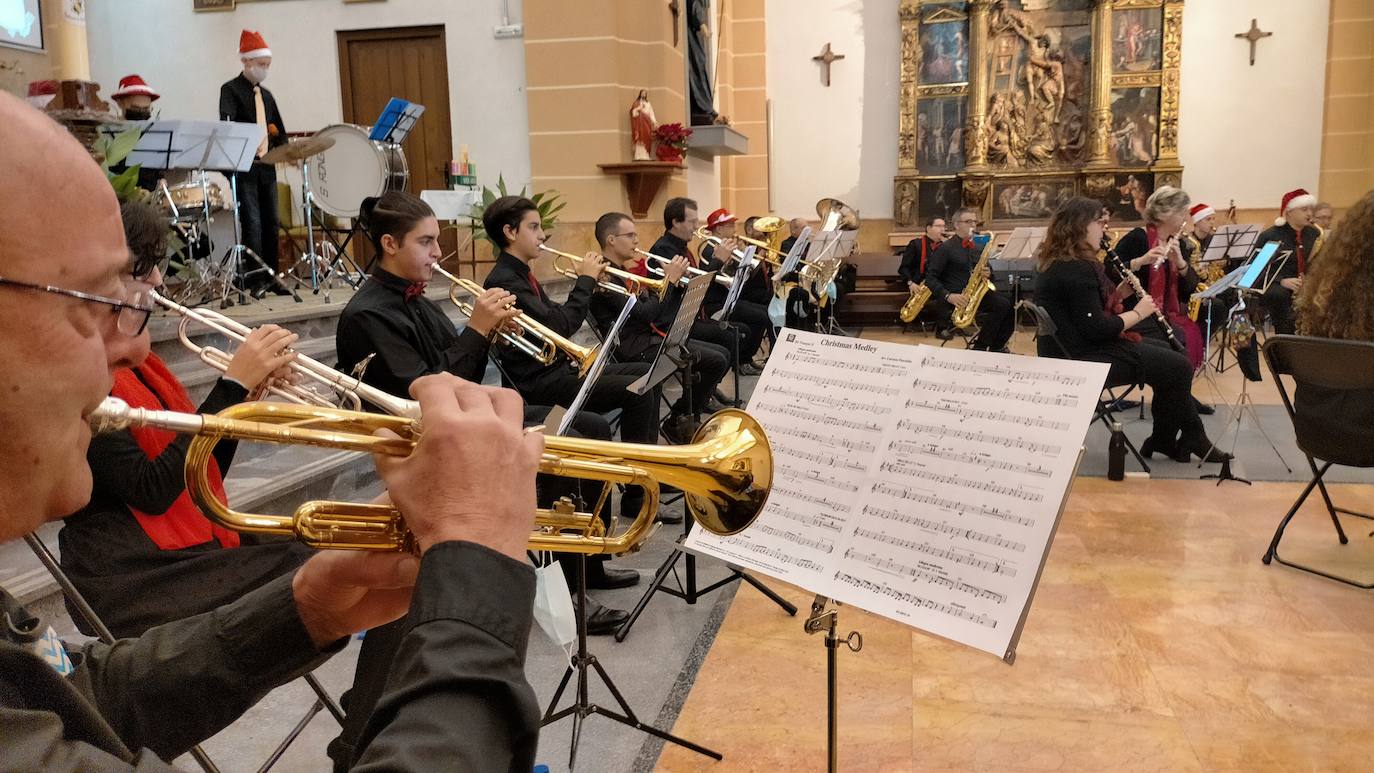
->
[[430, 265, 599, 378], [538, 244, 671, 300], [89, 397, 772, 555], [635, 248, 735, 290], [148, 291, 421, 420]]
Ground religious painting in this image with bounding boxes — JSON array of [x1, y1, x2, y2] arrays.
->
[[982, 3, 1093, 171], [916, 97, 966, 174], [1103, 172, 1154, 222], [918, 178, 963, 224], [919, 19, 969, 85], [992, 178, 1076, 221], [1109, 87, 1160, 167], [0, 0, 43, 50], [1112, 8, 1163, 72]]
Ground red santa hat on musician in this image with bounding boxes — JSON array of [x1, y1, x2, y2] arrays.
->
[[706, 208, 737, 231], [1189, 203, 1214, 224], [111, 74, 160, 102], [1277, 188, 1316, 226], [239, 29, 272, 60], [25, 79, 56, 110]]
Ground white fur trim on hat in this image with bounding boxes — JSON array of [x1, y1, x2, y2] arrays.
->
[[1190, 205, 1214, 224], [240, 48, 271, 59], [1283, 193, 1316, 214]]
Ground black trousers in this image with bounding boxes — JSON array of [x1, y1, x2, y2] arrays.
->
[[703, 302, 769, 362], [233, 161, 279, 283], [632, 338, 730, 415], [1091, 337, 1204, 445], [517, 362, 659, 445], [961, 291, 1014, 350], [1261, 285, 1297, 335]]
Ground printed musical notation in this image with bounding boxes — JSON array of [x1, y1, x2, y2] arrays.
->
[[903, 398, 1071, 432], [892, 421, 1062, 456], [851, 526, 1019, 577], [861, 504, 1027, 552], [877, 461, 1045, 503], [686, 330, 1108, 660], [868, 482, 1036, 527], [918, 355, 1089, 387], [843, 547, 1008, 604], [834, 572, 998, 628], [910, 377, 1080, 409]]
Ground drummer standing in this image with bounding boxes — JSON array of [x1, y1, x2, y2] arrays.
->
[[219, 29, 289, 296]]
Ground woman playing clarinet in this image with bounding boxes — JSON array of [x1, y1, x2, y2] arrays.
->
[[1035, 197, 1229, 464]]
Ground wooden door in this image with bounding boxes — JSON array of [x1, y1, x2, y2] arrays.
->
[[338, 26, 455, 266]]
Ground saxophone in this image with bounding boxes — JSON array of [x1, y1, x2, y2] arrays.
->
[[899, 283, 931, 323], [950, 238, 997, 329]]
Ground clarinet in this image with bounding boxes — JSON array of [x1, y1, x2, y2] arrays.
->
[[1101, 235, 1185, 353]]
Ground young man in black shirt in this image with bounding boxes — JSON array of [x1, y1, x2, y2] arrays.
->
[[1256, 188, 1321, 336], [899, 216, 946, 289]]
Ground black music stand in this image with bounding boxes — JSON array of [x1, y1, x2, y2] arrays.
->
[[996, 227, 1044, 326], [1198, 224, 1259, 372], [616, 276, 798, 641]]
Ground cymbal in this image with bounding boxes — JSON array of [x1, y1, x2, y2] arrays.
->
[[259, 136, 336, 166]]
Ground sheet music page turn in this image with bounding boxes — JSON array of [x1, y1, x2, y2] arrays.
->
[[687, 329, 1107, 659]]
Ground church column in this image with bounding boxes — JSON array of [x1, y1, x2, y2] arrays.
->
[[50, 0, 90, 81], [963, 0, 993, 171], [1086, 0, 1114, 167]]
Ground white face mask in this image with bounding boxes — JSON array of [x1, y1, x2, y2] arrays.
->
[[244, 64, 269, 84]]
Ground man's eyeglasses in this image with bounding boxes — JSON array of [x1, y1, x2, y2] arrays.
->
[[612, 232, 639, 241], [0, 276, 153, 336]]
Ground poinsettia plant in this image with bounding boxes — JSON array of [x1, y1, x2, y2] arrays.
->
[[654, 122, 693, 161]]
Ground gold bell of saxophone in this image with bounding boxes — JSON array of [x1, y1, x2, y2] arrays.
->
[[899, 283, 931, 323], [950, 239, 997, 330], [88, 398, 772, 555]]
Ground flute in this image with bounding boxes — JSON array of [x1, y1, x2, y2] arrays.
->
[[1101, 235, 1186, 354]]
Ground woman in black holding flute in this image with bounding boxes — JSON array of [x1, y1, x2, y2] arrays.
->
[[1035, 197, 1229, 464]]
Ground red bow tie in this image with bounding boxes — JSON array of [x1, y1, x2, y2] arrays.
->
[[403, 282, 427, 302], [963, 238, 974, 249]]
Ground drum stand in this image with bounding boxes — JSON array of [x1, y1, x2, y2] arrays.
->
[[288, 157, 362, 301], [221, 172, 302, 308]]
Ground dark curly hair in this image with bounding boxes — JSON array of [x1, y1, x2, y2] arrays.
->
[[1035, 197, 1102, 270], [1298, 188, 1374, 340], [120, 198, 168, 279]]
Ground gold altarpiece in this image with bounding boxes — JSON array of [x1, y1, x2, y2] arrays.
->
[[893, 0, 1184, 238]]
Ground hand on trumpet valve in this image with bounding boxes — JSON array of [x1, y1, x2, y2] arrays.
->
[[663, 256, 690, 285], [225, 324, 298, 390], [374, 374, 543, 559], [467, 288, 520, 338], [578, 252, 609, 280]]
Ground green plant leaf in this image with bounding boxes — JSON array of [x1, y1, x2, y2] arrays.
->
[[108, 166, 141, 199], [104, 128, 144, 169]]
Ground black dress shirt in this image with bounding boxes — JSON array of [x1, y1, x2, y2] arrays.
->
[[1255, 223, 1320, 284], [0, 541, 539, 770], [1112, 227, 1199, 311], [588, 270, 682, 359], [217, 74, 286, 157], [1035, 258, 1134, 362], [899, 235, 941, 285], [483, 251, 598, 384], [337, 268, 492, 398], [924, 237, 983, 301]]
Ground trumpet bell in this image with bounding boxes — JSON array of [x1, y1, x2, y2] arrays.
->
[[752, 215, 786, 234], [683, 409, 772, 534]]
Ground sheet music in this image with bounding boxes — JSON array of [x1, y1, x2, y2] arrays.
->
[[686, 330, 1107, 659], [558, 296, 635, 436]]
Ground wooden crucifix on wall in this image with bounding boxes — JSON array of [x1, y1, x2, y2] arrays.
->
[[813, 42, 846, 87], [1235, 18, 1272, 66]]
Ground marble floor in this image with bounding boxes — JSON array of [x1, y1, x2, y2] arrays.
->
[[659, 475, 1374, 772]]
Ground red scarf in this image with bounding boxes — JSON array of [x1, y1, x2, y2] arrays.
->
[[1094, 261, 1141, 343], [111, 354, 238, 550], [1143, 225, 1203, 369]]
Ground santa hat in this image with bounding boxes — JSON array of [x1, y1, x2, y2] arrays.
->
[[111, 74, 160, 102], [239, 29, 271, 59], [1189, 203, 1214, 224], [1277, 188, 1316, 225], [25, 80, 56, 109], [706, 208, 737, 230]]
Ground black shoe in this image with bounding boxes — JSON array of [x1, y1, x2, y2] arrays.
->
[[587, 566, 640, 590], [1179, 436, 1233, 464], [585, 604, 630, 635], [703, 396, 729, 413], [267, 284, 293, 297], [662, 414, 696, 445], [1193, 397, 1215, 416], [1139, 436, 1178, 460], [739, 363, 765, 376], [935, 327, 955, 341], [1103, 397, 1140, 412], [655, 508, 684, 525]]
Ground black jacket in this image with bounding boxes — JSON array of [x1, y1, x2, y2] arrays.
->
[[1112, 226, 1199, 311], [589, 270, 683, 359], [0, 541, 539, 770], [924, 237, 986, 300], [483, 251, 598, 384], [218, 74, 286, 158], [1035, 258, 1132, 361], [899, 235, 941, 285], [337, 268, 492, 399]]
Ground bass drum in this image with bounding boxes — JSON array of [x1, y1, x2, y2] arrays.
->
[[306, 124, 409, 218]]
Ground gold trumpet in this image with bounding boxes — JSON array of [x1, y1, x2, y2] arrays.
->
[[430, 265, 599, 378], [149, 291, 421, 420], [635, 248, 735, 289], [539, 244, 671, 300], [88, 398, 772, 555]]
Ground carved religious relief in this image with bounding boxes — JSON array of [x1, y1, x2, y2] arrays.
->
[[1157, 2, 1184, 160], [894, 180, 919, 225]]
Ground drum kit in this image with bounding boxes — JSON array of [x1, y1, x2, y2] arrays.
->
[[157, 124, 409, 308]]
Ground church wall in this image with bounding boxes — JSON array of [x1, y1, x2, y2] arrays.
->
[[719, 0, 770, 217], [82, 0, 533, 192], [1319, 0, 1374, 209]]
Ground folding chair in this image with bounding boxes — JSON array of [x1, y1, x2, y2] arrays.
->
[[1260, 335, 1374, 587], [24, 533, 344, 772], [1019, 301, 1150, 474]]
